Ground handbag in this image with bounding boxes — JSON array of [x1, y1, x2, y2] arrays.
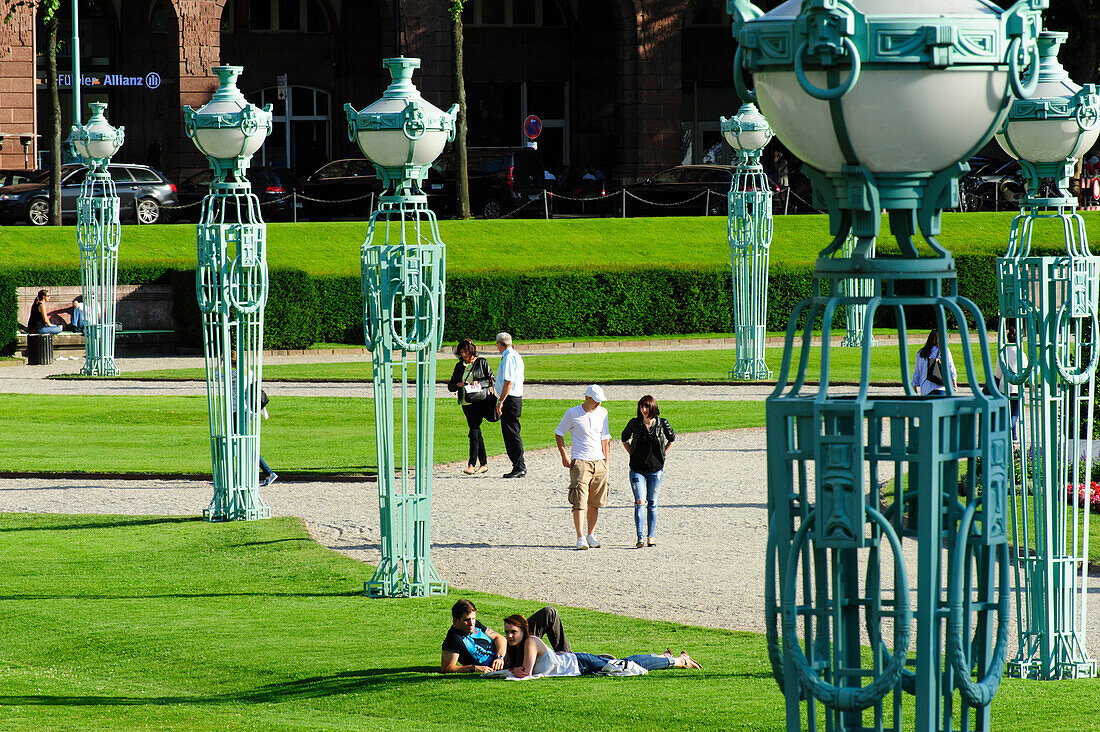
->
[[928, 357, 944, 386]]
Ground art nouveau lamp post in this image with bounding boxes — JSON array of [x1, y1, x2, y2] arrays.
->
[[69, 102, 123, 376], [346, 57, 457, 597], [721, 103, 773, 380], [995, 30, 1099, 680], [731, 0, 1044, 729], [840, 232, 876, 348], [184, 66, 273, 522]]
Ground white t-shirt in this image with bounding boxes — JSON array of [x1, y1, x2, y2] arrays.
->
[[495, 347, 524, 397], [555, 404, 610, 461]]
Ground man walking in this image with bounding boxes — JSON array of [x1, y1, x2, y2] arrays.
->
[[495, 332, 526, 478], [555, 385, 611, 550]]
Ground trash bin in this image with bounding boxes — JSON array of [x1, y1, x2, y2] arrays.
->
[[27, 333, 54, 366]]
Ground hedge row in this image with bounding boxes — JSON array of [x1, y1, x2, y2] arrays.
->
[[0, 253, 1040, 355]]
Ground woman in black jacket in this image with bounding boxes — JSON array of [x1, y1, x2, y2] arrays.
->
[[620, 395, 676, 548], [447, 339, 496, 474]]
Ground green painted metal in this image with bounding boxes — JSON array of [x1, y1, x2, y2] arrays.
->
[[840, 233, 877, 348], [69, 102, 123, 376], [731, 0, 1045, 729], [184, 66, 274, 522], [347, 58, 455, 597], [722, 103, 773, 380], [994, 31, 1098, 681]]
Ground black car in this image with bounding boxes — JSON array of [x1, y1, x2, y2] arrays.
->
[[434, 146, 547, 219], [300, 158, 383, 221], [623, 165, 733, 216], [0, 163, 178, 225], [0, 169, 35, 188], [176, 166, 302, 222]]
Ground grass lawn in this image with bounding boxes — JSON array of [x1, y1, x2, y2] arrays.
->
[[4, 212, 1091, 276], [0, 395, 763, 475], [122, 341, 995, 386], [0, 513, 1095, 731]]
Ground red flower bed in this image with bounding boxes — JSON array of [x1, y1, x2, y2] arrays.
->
[[1067, 481, 1100, 513]]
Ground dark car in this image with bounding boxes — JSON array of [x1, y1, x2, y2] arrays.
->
[[434, 146, 547, 219], [623, 165, 733, 216], [0, 169, 35, 188], [176, 166, 302, 222], [959, 157, 1025, 211], [300, 158, 383, 221], [0, 163, 178, 225]]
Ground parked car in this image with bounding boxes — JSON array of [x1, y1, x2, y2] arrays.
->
[[300, 158, 382, 221], [434, 146, 548, 219], [0, 163, 178, 225], [623, 165, 733, 216], [176, 166, 302, 222], [0, 169, 35, 188]]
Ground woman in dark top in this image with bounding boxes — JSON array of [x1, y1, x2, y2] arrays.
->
[[620, 395, 675, 548], [447, 339, 496, 475], [28, 289, 63, 335]]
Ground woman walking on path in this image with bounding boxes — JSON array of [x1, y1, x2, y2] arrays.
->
[[911, 329, 956, 396], [620, 395, 675, 548], [447, 339, 496, 475]]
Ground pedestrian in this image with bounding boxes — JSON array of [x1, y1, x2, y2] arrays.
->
[[620, 395, 675, 548], [911, 328, 956, 396], [447, 338, 495, 475], [495, 332, 526, 478], [555, 385, 611, 550]]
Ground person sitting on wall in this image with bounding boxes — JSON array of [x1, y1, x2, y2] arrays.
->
[[69, 295, 87, 332], [27, 290, 63, 335]]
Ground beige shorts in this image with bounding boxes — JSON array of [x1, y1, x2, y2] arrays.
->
[[567, 459, 609, 509]]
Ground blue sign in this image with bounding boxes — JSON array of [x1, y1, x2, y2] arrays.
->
[[524, 115, 542, 140]]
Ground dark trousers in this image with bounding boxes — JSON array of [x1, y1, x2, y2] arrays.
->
[[527, 605, 571, 653], [462, 403, 488, 467], [501, 395, 524, 471]]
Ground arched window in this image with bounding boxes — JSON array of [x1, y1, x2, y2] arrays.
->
[[249, 0, 330, 33], [253, 85, 331, 174], [149, 0, 174, 33], [461, 0, 565, 27], [685, 0, 728, 26]]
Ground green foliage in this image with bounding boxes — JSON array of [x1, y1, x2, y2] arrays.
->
[[314, 275, 365, 345], [264, 269, 319, 349]]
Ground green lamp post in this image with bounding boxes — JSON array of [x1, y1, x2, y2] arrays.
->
[[840, 232, 877, 348], [731, 0, 1045, 729], [721, 103, 773, 381], [184, 66, 274, 522], [69, 102, 124, 377], [345, 57, 457, 597], [994, 30, 1099, 681]]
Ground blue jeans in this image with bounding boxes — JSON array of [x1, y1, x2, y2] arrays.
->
[[630, 470, 663, 540], [574, 652, 673, 674], [36, 325, 63, 335]]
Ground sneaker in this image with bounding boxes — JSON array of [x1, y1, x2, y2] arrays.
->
[[586, 534, 601, 548], [636, 539, 646, 549], [260, 472, 278, 487], [575, 537, 588, 550]]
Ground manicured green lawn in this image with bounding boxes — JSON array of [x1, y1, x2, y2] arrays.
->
[[0, 513, 1095, 731], [122, 341, 995, 386], [0, 395, 762, 475], [4, 212, 1091, 276]]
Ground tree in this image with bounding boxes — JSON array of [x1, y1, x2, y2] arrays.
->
[[4, 0, 62, 225], [449, 0, 470, 219]]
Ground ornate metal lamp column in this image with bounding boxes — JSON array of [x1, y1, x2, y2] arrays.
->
[[840, 232, 877, 348], [346, 57, 457, 597], [721, 103, 773, 380], [732, 0, 1044, 729], [995, 30, 1099, 680], [69, 102, 123, 376], [184, 66, 274, 522]]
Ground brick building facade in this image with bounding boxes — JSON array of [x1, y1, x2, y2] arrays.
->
[[1, 0, 750, 183]]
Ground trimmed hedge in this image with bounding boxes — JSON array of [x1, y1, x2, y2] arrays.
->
[[0, 249, 1064, 355]]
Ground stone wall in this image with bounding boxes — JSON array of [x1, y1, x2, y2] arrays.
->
[[0, 4, 37, 171]]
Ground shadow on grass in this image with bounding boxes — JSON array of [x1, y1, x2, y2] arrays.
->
[[0, 516, 199, 533], [0, 590, 364, 601], [231, 537, 312, 547], [0, 666, 447, 707]]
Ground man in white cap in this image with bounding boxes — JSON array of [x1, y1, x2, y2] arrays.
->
[[554, 385, 611, 550]]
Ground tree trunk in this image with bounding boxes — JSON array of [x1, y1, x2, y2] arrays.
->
[[452, 10, 470, 219], [45, 13, 62, 225]]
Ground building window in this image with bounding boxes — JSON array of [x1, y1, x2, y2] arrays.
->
[[221, 0, 236, 33], [150, 0, 174, 34], [685, 0, 728, 26], [254, 85, 332, 174], [249, 0, 330, 32], [462, 0, 565, 27]]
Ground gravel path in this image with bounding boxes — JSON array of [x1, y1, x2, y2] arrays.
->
[[2, 428, 1097, 664]]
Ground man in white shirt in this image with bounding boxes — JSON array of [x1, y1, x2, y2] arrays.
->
[[555, 385, 611, 550], [495, 332, 526, 478]]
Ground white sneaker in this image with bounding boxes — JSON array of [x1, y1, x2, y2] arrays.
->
[[575, 537, 588, 550], [586, 534, 601, 548]]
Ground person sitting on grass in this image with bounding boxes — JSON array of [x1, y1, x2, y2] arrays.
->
[[498, 614, 701, 678], [441, 599, 571, 673]]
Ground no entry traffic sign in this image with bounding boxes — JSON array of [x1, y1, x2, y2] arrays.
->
[[524, 115, 542, 140]]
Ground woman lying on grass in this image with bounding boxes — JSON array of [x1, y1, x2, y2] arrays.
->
[[498, 614, 701, 678]]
